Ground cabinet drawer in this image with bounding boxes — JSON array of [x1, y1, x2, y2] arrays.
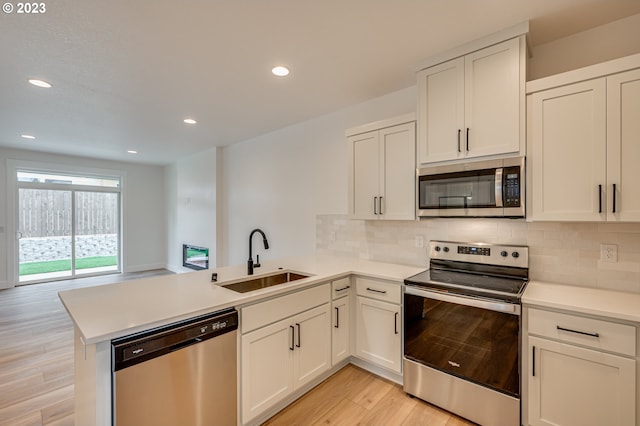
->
[[355, 277, 401, 304], [331, 277, 351, 300], [528, 308, 636, 357], [242, 284, 330, 334]]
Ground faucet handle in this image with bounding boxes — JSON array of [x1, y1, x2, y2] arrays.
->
[[255, 255, 261, 268]]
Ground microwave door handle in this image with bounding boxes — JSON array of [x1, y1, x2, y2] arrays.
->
[[495, 168, 503, 208]]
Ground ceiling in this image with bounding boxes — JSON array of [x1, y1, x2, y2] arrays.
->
[[1, 0, 639, 165]]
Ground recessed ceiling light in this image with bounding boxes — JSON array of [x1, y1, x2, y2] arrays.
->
[[127, 150, 138, 154], [28, 79, 52, 88], [183, 118, 197, 124], [271, 66, 290, 77], [21, 134, 36, 139]]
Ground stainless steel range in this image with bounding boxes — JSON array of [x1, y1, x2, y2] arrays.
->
[[403, 240, 529, 426]]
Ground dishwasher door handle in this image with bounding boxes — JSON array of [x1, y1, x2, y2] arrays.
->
[[171, 337, 202, 352]]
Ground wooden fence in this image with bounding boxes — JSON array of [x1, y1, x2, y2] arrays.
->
[[18, 189, 119, 238]]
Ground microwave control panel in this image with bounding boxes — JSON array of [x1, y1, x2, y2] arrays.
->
[[503, 166, 521, 207]]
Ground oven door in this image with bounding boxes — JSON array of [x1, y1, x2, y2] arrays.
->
[[404, 285, 521, 397]]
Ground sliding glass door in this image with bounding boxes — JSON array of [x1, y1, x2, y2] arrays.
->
[[18, 188, 73, 281], [74, 191, 119, 275], [17, 171, 121, 284]]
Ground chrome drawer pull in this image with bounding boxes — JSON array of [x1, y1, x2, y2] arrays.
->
[[557, 325, 600, 338], [366, 287, 387, 294], [335, 285, 350, 292]]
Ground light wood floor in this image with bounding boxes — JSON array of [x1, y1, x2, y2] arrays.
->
[[264, 365, 476, 426], [1, 272, 474, 426], [0, 271, 172, 426]]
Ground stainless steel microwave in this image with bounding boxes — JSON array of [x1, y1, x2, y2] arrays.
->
[[417, 157, 525, 218]]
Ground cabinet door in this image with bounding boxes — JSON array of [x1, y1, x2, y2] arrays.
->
[[349, 131, 380, 219], [417, 57, 465, 164], [465, 37, 522, 158], [528, 336, 635, 426], [355, 296, 401, 374], [529, 79, 607, 221], [607, 68, 640, 221], [241, 318, 294, 423], [292, 304, 331, 390], [331, 296, 350, 365], [379, 122, 416, 220]]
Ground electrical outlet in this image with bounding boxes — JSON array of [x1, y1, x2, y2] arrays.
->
[[415, 235, 424, 248], [600, 244, 618, 263]]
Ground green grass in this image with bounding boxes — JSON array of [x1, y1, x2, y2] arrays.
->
[[19, 256, 118, 276]]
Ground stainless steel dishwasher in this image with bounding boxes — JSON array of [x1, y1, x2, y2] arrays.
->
[[111, 308, 238, 426]]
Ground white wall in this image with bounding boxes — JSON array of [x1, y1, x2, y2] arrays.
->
[[166, 147, 219, 272], [529, 13, 640, 80], [219, 13, 640, 269], [220, 86, 416, 266], [0, 147, 167, 288]]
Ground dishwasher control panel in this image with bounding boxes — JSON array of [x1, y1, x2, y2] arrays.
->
[[112, 308, 238, 371]]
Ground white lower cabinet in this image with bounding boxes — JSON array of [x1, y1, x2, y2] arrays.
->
[[292, 304, 332, 389], [526, 307, 636, 426], [354, 295, 401, 374], [331, 296, 350, 365], [241, 285, 331, 424]]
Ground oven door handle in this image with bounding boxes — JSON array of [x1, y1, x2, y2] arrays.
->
[[404, 285, 520, 315]]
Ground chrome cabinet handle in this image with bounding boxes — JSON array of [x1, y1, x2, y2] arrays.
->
[[613, 183, 617, 214], [379, 197, 383, 215], [335, 307, 339, 329], [366, 287, 387, 294], [557, 325, 600, 338], [295, 323, 301, 348], [373, 197, 378, 215], [335, 285, 350, 292], [289, 325, 295, 351], [394, 312, 399, 335], [457, 129, 461, 153]]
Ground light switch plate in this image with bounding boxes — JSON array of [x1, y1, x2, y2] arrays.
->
[[600, 244, 618, 263]]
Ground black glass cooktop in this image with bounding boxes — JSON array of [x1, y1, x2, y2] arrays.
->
[[405, 267, 528, 303]]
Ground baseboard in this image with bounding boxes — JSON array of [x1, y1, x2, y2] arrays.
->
[[245, 359, 351, 426], [349, 356, 403, 385], [242, 356, 403, 426]]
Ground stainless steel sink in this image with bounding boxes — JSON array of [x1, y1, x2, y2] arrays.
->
[[221, 271, 311, 293]]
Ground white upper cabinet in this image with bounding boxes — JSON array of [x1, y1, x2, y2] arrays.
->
[[529, 79, 607, 221], [348, 115, 416, 220], [417, 36, 524, 165], [417, 58, 464, 163], [607, 68, 640, 221], [527, 55, 640, 221]]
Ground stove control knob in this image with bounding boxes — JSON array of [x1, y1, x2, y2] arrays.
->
[[500, 251, 508, 257], [443, 247, 450, 253], [434, 246, 441, 252], [512, 251, 520, 258]]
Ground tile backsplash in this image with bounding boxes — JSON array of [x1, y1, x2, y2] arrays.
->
[[316, 215, 640, 293]]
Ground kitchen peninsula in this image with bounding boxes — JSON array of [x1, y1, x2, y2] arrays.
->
[[59, 255, 423, 426]]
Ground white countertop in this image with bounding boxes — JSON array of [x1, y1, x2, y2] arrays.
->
[[523, 280, 640, 323], [59, 255, 425, 344]]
